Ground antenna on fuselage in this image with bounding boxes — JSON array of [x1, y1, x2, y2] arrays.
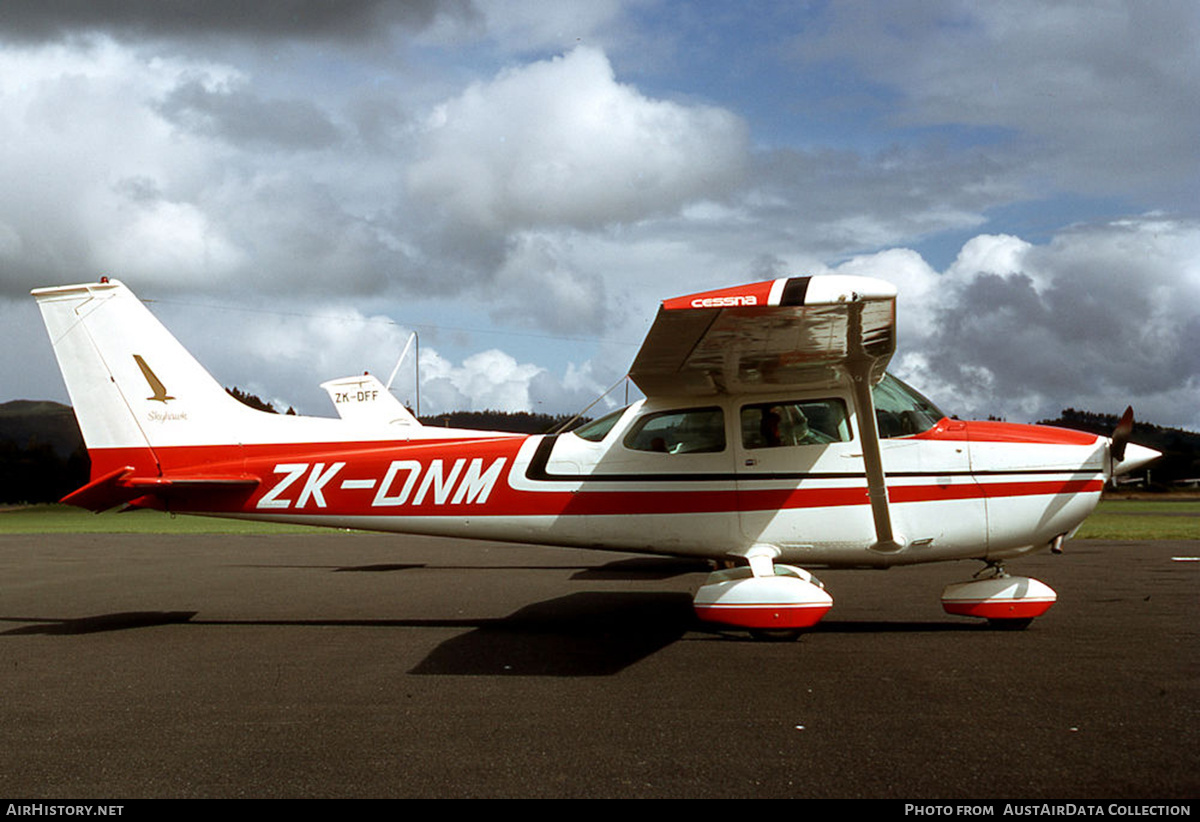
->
[[386, 331, 419, 417], [550, 373, 632, 435]]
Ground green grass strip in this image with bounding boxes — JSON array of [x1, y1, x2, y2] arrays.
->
[[2, 500, 1196, 539], [1073, 499, 1199, 540]]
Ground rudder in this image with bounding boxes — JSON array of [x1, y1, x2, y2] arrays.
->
[[33, 279, 258, 478]]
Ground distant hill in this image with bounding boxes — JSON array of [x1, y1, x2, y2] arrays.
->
[[0, 400, 84, 458], [0, 400, 88, 503]]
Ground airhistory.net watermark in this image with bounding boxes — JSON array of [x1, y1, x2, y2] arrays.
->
[[6, 806, 123, 817]]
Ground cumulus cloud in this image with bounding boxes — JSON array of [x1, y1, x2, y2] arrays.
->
[[155, 78, 342, 151], [420, 348, 544, 413], [155, 297, 602, 417], [946, 234, 1035, 286], [205, 173, 408, 296], [155, 301, 414, 414], [408, 46, 748, 231], [840, 216, 1200, 429], [0, 38, 414, 297], [490, 232, 606, 334], [0, 40, 235, 293], [92, 195, 247, 283], [785, 0, 1200, 205]]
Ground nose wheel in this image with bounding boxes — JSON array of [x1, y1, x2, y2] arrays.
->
[[986, 616, 1034, 631], [747, 627, 806, 642], [941, 561, 1057, 629]]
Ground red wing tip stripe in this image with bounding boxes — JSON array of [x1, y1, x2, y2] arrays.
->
[[662, 277, 811, 311], [662, 275, 899, 310]]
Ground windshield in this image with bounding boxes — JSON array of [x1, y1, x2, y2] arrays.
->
[[873, 374, 947, 438]]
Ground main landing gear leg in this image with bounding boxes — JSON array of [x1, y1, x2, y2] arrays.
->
[[941, 561, 1057, 630], [693, 545, 833, 641]]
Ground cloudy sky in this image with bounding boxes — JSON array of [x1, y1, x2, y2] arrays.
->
[[2, 1, 1197, 429]]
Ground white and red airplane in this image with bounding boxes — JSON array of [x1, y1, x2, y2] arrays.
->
[[33, 275, 1158, 639]]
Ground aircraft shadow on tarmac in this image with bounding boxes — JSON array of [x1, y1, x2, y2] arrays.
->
[[0, 593, 696, 676], [1, 610, 199, 635], [409, 591, 695, 676], [0, 553, 988, 674], [324, 556, 711, 579], [0, 595, 991, 677], [571, 556, 714, 581]]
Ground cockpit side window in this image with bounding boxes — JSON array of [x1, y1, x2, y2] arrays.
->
[[623, 407, 725, 454], [873, 373, 947, 438], [570, 406, 629, 442], [741, 399, 852, 449]]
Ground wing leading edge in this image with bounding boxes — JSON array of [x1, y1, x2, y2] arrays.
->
[[629, 275, 897, 398]]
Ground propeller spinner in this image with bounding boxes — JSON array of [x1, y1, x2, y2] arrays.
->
[[1109, 406, 1161, 477]]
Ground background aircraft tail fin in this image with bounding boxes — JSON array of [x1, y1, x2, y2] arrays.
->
[[319, 373, 421, 428]]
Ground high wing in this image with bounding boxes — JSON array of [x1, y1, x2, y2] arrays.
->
[[631, 274, 903, 551], [629, 275, 897, 398]]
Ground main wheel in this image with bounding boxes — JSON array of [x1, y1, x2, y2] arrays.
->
[[749, 628, 804, 642], [986, 617, 1033, 631]]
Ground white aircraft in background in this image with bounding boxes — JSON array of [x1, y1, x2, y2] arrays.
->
[[33, 275, 1158, 639], [320, 372, 420, 429]]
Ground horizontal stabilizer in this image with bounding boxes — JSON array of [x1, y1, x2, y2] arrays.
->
[[60, 466, 138, 512], [61, 466, 259, 513]]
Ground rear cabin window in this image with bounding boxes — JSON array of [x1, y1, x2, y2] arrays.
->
[[623, 408, 725, 454], [741, 399, 852, 449]]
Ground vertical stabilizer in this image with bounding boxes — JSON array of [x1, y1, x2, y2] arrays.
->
[[32, 280, 259, 475]]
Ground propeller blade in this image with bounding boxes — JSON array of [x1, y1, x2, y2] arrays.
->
[[1111, 406, 1134, 462]]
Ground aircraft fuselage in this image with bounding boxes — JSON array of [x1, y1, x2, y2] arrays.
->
[[95, 391, 1110, 569]]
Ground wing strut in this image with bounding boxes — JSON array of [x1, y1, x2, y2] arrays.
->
[[845, 301, 905, 553]]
